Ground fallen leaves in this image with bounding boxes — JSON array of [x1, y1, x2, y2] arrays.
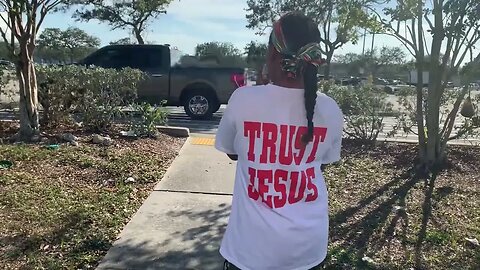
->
[[0, 134, 185, 269]]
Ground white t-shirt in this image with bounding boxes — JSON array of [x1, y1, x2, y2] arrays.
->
[[215, 84, 344, 270]]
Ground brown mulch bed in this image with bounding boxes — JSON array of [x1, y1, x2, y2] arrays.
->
[[324, 140, 480, 269], [1, 121, 479, 269], [0, 121, 186, 269]]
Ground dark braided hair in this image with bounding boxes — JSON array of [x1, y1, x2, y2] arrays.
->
[[274, 13, 321, 145]]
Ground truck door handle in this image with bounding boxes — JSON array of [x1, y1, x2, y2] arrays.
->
[[152, 74, 163, 78]]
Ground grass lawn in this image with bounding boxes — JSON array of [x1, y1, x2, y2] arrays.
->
[[0, 123, 185, 269], [324, 141, 480, 269]]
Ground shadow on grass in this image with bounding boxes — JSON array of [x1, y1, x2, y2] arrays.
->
[[0, 211, 113, 269], [97, 202, 231, 270], [329, 162, 439, 269], [413, 175, 438, 269]]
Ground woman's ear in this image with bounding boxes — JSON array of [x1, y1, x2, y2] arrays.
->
[[266, 44, 282, 82]]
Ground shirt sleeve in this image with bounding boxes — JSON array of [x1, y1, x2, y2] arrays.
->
[[215, 92, 238, 154], [322, 105, 344, 164]]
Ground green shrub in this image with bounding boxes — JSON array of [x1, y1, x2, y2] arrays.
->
[[130, 102, 169, 138], [37, 65, 146, 130], [390, 86, 480, 140], [37, 65, 82, 126], [76, 67, 145, 131], [324, 84, 393, 143]]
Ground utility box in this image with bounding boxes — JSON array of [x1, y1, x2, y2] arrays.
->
[[409, 70, 429, 85]]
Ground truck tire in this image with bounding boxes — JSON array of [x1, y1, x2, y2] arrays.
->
[[183, 91, 217, 120]]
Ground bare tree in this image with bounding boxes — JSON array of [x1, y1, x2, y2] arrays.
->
[[373, 0, 480, 170], [0, 0, 69, 140]]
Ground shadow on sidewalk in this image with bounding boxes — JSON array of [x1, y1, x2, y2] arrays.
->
[[100, 202, 231, 270], [157, 203, 231, 269]]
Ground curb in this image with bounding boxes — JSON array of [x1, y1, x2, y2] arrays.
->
[[156, 125, 190, 138], [0, 121, 192, 138], [153, 137, 192, 191], [377, 137, 480, 146]]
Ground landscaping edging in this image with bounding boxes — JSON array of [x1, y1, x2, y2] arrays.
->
[[157, 126, 190, 138]]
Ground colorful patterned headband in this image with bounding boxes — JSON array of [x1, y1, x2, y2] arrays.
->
[[271, 20, 325, 78]]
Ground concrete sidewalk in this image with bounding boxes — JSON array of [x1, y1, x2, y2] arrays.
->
[[97, 137, 236, 270]]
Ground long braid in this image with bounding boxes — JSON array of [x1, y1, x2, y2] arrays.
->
[[275, 13, 321, 146], [301, 63, 318, 145]]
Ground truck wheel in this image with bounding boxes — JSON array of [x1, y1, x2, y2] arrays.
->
[[184, 91, 216, 120]]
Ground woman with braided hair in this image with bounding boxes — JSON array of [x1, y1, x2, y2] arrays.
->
[[215, 12, 344, 270]]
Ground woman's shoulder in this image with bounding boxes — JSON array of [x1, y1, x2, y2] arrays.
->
[[229, 85, 273, 102], [315, 92, 343, 118], [316, 92, 340, 108]]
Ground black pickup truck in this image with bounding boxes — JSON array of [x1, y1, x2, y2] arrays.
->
[[78, 44, 245, 119]]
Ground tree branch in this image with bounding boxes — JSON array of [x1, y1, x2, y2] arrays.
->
[[448, 119, 479, 141], [385, 23, 419, 55], [139, 10, 154, 26], [422, 29, 430, 56], [424, 14, 434, 32], [0, 12, 12, 32], [36, 5, 48, 33], [451, 25, 473, 66], [334, 41, 344, 50], [409, 18, 417, 50], [77, 1, 132, 29], [35, 0, 62, 32], [454, 30, 480, 70], [12, 4, 25, 37], [441, 86, 468, 142], [45, 0, 63, 11], [0, 27, 14, 57], [24, 0, 34, 34], [383, 32, 417, 57], [27, 1, 43, 37]]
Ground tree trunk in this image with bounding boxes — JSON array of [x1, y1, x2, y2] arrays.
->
[[415, 66, 426, 159], [17, 40, 39, 140], [439, 86, 468, 156], [425, 0, 445, 169], [425, 69, 444, 168], [69, 48, 74, 64], [416, 0, 427, 164], [323, 50, 334, 78], [133, 28, 145, 45]]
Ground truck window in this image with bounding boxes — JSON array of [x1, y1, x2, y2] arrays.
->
[[129, 48, 165, 71], [89, 48, 130, 69]]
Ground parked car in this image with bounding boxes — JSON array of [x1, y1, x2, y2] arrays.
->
[[317, 74, 335, 81], [469, 82, 480, 90], [0, 59, 15, 68], [78, 44, 245, 120], [335, 77, 361, 86], [373, 77, 389, 85], [384, 85, 397, 94], [385, 84, 415, 94]]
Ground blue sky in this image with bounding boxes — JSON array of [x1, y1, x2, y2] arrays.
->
[[39, 0, 478, 64], [42, 0, 266, 55], [40, 0, 399, 57]]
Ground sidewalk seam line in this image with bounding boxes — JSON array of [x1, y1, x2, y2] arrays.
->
[[154, 189, 233, 196]]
